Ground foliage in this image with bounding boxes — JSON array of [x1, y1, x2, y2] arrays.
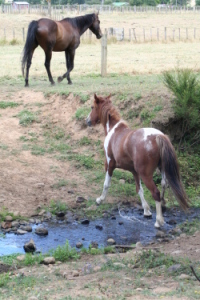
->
[[17, 110, 39, 126], [48, 199, 68, 215], [75, 107, 90, 121], [0, 273, 10, 288], [49, 240, 79, 262], [163, 69, 200, 150]]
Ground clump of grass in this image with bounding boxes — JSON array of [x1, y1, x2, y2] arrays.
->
[[49, 240, 79, 262], [0, 273, 10, 288], [47, 199, 68, 215], [75, 107, 90, 121], [79, 136, 91, 146], [51, 179, 68, 189], [17, 110, 39, 126], [0, 101, 20, 109]]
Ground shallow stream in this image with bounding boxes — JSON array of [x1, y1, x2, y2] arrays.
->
[[0, 207, 199, 256]]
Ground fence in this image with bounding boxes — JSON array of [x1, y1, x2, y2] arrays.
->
[[1, 4, 200, 16], [1, 26, 200, 43]]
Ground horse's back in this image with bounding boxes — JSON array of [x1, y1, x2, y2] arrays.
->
[[124, 128, 164, 174]]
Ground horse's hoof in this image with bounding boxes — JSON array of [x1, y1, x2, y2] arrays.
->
[[51, 81, 55, 86], [68, 81, 72, 85], [57, 76, 63, 83], [144, 214, 152, 219], [25, 83, 29, 87]]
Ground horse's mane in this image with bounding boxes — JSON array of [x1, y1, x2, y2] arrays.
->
[[100, 101, 121, 127], [64, 14, 95, 29]]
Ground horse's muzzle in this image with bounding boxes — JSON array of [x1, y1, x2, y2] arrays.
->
[[97, 33, 102, 39], [86, 119, 92, 127]]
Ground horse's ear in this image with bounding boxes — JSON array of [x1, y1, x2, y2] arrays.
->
[[106, 94, 112, 101], [94, 93, 100, 104]]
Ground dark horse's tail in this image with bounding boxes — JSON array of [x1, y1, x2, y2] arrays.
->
[[156, 135, 189, 210], [21, 20, 38, 77]]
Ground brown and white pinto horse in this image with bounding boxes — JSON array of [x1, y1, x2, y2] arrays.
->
[[21, 13, 102, 87], [86, 94, 189, 228]]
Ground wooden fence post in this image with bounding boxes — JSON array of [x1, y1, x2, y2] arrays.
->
[[101, 29, 107, 77], [22, 28, 25, 42]]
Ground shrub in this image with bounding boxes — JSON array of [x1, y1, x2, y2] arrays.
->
[[163, 69, 200, 150]]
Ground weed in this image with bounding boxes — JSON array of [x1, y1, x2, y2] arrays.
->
[[49, 240, 79, 262], [0, 143, 8, 150], [23, 253, 44, 266], [179, 219, 200, 235], [17, 110, 39, 126], [48, 199, 68, 215]]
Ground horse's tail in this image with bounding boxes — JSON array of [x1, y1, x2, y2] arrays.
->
[[21, 20, 38, 77], [156, 134, 189, 211]]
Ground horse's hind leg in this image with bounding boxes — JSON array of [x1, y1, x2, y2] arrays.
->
[[141, 175, 164, 228], [161, 172, 167, 208], [44, 50, 55, 85], [58, 49, 75, 84], [133, 173, 152, 217], [25, 46, 38, 87]]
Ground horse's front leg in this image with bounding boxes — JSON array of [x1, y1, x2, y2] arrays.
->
[[96, 171, 112, 205], [96, 162, 114, 205], [44, 49, 55, 85], [58, 49, 75, 84]]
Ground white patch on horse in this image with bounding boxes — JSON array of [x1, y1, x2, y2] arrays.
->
[[96, 171, 111, 204], [104, 121, 122, 165], [155, 201, 165, 228], [138, 181, 152, 216], [143, 128, 163, 141]]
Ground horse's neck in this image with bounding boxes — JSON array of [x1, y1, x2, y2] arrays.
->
[[104, 119, 121, 135], [77, 15, 94, 36]]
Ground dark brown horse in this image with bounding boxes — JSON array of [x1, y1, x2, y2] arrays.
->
[[86, 94, 189, 228], [21, 13, 102, 87]]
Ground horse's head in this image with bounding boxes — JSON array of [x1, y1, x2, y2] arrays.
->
[[86, 94, 111, 127], [89, 13, 102, 39]]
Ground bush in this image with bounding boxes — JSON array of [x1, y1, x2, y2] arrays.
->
[[163, 69, 200, 150]]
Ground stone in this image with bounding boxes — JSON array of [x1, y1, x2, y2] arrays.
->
[[91, 241, 98, 249], [1, 221, 12, 229], [5, 216, 13, 222], [156, 230, 166, 238], [81, 219, 90, 225], [20, 225, 32, 232], [24, 239, 36, 253], [136, 242, 143, 249], [17, 229, 27, 235], [167, 264, 181, 273], [42, 257, 55, 265], [76, 196, 86, 203], [76, 242, 83, 248], [107, 238, 116, 245], [11, 221, 20, 228], [35, 227, 48, 236], [72, 270, 79, 277], [38, 209, 46, 216], [180, 233, 187, 238], [95, 224, 103, 230], [16, 255, 26, 262], [179, 274, 190, 280], [35, 183, 45, 188]]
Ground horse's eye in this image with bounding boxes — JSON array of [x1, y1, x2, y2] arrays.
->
[[91, 106, 94, 110]]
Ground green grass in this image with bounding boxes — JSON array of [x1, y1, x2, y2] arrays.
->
[[17, 110, 39, 126], [0, 101, 20, 109], [49, 240, 79, 262]]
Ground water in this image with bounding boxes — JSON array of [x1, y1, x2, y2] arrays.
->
[[0, 207, 199, 256]]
